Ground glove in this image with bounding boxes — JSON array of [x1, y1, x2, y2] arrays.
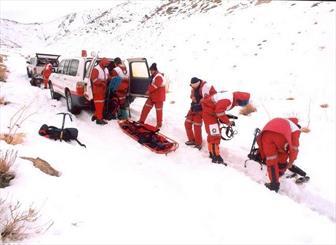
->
[[230, 121, 235, 127]]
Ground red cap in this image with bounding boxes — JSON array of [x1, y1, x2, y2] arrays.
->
[[99, 58, 109, 67], [234, 92, 250, 106]]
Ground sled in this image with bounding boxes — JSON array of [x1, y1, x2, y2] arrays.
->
[[118, 119, 179, 154]]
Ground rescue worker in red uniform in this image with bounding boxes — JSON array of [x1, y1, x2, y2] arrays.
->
[[185, 77, 217, 150], [90, 58, 110, 125], [139, 63, 166, 129], [202, 91, 250, 164], [111, 57, 129, 119], [42, 61, 52, 89], [256, 117, 301, 192]]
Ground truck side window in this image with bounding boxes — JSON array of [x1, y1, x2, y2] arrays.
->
[[131, 62, 149, 78], [84, 60, 92, 78], [63, 60, 70, 75], [68, 59, 79, 76], [58, 60, 65, 74]]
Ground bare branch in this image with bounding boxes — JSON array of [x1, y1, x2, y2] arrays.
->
[[1, 199, 53, 242]]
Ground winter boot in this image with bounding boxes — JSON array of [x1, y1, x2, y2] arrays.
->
[[185, 140, 196, 146], [194, 144, 202, 150], [91, 115, 97, 122], [96, 119, 107, 125], [212, 155, 225, 165], [265, 182, 280, 192], [118, 108, 129, 120]]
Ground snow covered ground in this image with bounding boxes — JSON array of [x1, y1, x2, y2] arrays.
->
[[1, 1, 335, 244]]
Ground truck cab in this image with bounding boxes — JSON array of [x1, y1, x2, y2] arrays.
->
[[49, 56, 151, 114]]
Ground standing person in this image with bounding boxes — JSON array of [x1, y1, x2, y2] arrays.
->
[[185, 77, 217, 150], [42, 60, 52, 89], [90, 57, 110, 125], [138, 63, 166, 129], [111, 57, 128, 80], [111, 57, 129, 119], [202, 91, 250, 164], [256, 117, 304, 192]]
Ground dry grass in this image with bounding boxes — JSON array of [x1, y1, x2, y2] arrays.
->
[[0, 96, 9, 105], [300, 127, 311, 133], [0, 65, 7, 82], [20, 156, 61, 177], [0, 150, 16, 188], [0, 200, 53, 242], [1, 104, 35, 145], [0, 150, 17, 174], [286, 97, 295, 100], [0, 133, 26, 145], [239, 103, 257, 116]]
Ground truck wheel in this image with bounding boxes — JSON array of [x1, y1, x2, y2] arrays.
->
[[49, 81, 61, 100], [65, 89, 80, 115], [27, 68, 32, 78], [30, 77, 36, 86]]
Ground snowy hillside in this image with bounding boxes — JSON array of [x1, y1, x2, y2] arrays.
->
[[1, 0, 336, 244]]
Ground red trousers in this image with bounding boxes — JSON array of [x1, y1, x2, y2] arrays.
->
[[43, 77, 49, 88], [184, 110, 202, 145], [93, 83, 106, 120], [260, 131, 289, 183], [202, 112, 222, 156], [202, 113, 221, 145], [139, 98, 163, 128]]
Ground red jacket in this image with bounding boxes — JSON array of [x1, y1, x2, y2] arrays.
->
[[111, 65, 127, 79], [148, 71, 165, 102], [91, 64, 109, 86], [42, 63, 52, 79], [202, 91, 250, 124], [116, 78, 129, 105], [257, 117, 301, 163]]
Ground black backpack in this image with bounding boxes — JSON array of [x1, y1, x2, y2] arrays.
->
[[38, 113, 86, 147]]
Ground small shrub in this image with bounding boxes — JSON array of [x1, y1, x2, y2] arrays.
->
[[0, 96, 9, 105], [0, 133, 26, 145], [0, 149, 17, 188], [0, 200, 53, 242], [239, 103, 257, 116], [301, 127, 311, 133]]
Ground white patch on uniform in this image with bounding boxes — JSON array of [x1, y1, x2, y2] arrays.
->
[[286, 119, 300, 132], [209, 123, 220, 136], [201, 83, 211, 97], [211, 92, 234, 110]]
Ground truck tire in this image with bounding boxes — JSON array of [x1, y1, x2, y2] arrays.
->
[[27, 68, 32, 78], [30, 77, 37, 86], [65, 89, 80, 115], [49, 81, 61, 100]]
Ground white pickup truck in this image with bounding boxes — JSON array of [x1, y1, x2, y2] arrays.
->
[[26, 53, 60, 86], [48, 56, 152, 114]]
